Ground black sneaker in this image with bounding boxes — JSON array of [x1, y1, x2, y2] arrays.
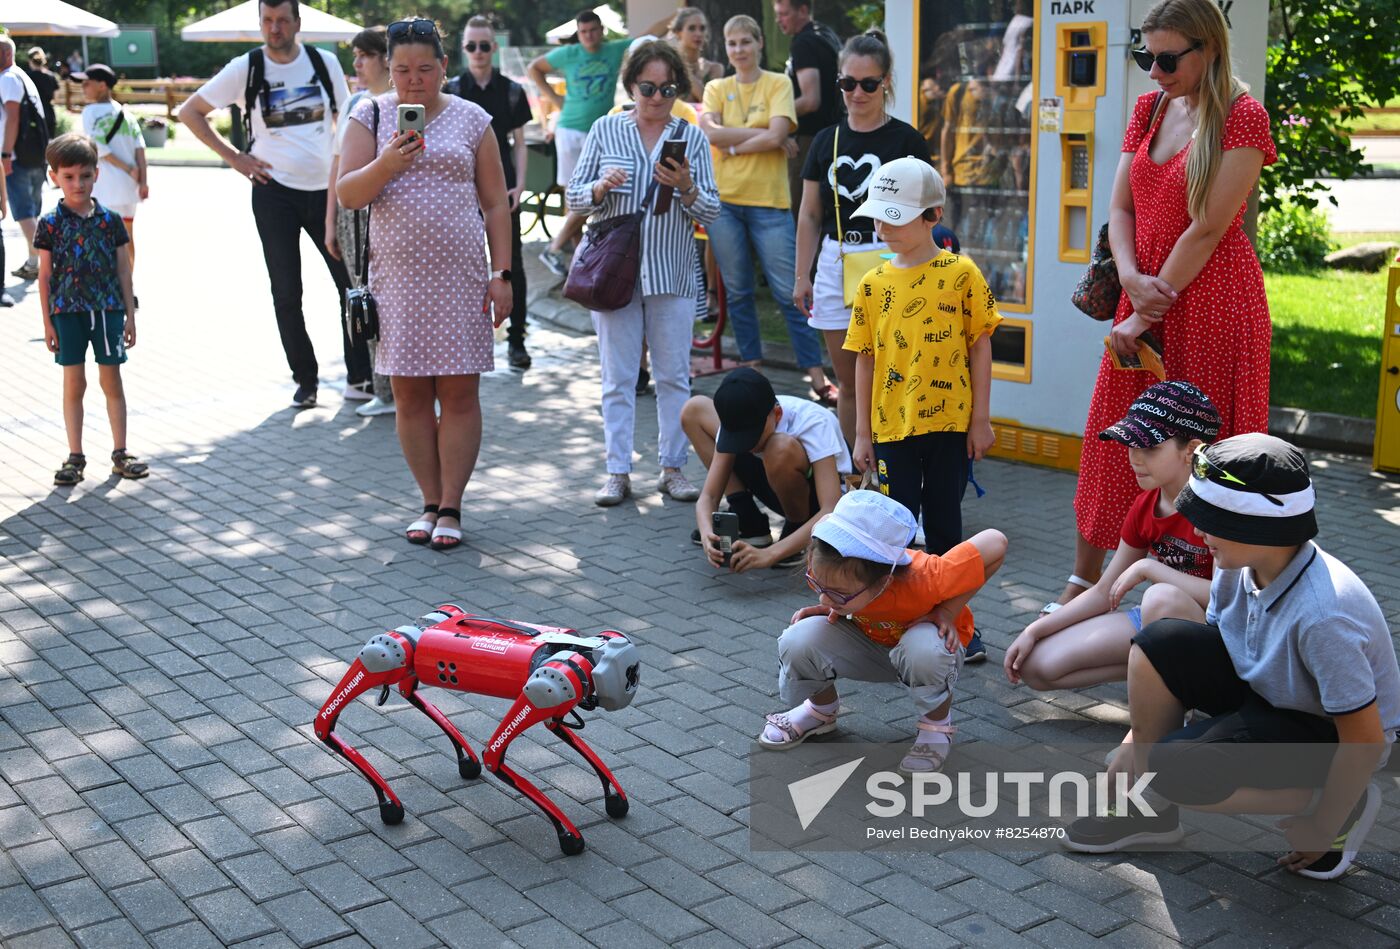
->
[[1064, 802, 1183, 853], [636, 367, 651, 396], [508, 341, 532, 370], [771, 549, 805, 569], [964, 630, 987, 664], [292, 384, 318, 408], [0, 290, 14, 307], [1296, 782, 1381, 880]]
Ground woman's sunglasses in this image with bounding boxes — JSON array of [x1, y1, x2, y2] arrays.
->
[[804, 566, 893, 607], [388, 18, 438, 41], [636, 81, 679, 100], [836, 75, 884, 94], [1132, 41, 1202, 74], [463, 41, 493, 53]]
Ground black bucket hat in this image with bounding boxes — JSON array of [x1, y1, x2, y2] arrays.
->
[[1174, 433, 1317, 546]]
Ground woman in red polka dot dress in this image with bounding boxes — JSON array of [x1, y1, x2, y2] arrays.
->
[[1063, 0, 1276, 605]]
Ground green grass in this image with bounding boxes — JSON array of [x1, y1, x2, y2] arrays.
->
[[1266, 238, 1392, 417]]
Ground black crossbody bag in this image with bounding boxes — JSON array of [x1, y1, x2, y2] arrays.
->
[[345, 100, 379, 346]]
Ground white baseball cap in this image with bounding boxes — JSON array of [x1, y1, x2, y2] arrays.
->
[[851, 157, 946, 224]]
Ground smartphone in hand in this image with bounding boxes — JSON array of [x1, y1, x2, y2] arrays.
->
[[712, 511, 740, 565], [397, 103, 426, 140], [653, 138, 687, 215]]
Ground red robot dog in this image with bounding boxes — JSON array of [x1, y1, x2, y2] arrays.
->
[[314, 605, 640, 855]]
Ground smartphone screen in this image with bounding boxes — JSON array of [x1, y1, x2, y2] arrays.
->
[[653, 138, 687, 216]]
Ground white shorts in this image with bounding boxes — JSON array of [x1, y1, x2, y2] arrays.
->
[[554, 126, 588, 188], [808, 235, 888, 332], [106, 204, 138, 222]]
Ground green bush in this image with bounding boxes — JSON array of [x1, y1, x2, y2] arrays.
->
[[1256, 200, 1336, 273], [53, 110, 75, 136]]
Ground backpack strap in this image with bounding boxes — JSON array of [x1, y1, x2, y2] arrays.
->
[[306, 46, 339, 115], [104, 108, 126, 145], [243, 48, 265, 151]]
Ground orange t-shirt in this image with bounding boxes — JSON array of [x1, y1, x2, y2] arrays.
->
[[847, 542, 985, 648]]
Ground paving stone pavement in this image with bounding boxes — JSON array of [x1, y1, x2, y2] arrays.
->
[[2, 166, 1400, 948]]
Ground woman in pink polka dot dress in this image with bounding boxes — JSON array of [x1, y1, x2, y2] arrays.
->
[[336, 19, 514, 551], [1066, 0, 1275, 604]]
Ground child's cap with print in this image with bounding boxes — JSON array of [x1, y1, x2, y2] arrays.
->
[[812, 490, 918, 567], [1098, 381, 1221, 449], [714, 367, 777, 454], [851, 157, 946, 224], [1174, 433, 1317, 547]]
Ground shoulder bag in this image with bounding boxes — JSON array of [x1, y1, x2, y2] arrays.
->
[[345, 100, 379, 347], [833, 125, 886, 306], [1070, 92, 1165, 321], [563, 119, 685, 312]]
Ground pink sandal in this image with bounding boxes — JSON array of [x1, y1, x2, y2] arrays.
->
[[899, 721, 956, 773], [758, 700, 839, 749]]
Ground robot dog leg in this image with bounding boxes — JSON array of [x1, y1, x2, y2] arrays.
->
[[314, 607, 640, 854]]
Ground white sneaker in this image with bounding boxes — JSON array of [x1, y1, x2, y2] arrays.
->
[[658, 469, 700, 502], [594, 474, 631, 507], [356, 397, 396, 417], [343, 384, 373, 402]]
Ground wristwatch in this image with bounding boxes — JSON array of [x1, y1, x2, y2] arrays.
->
[[492, 269, 512, 282], [1, 152, 11, 159]]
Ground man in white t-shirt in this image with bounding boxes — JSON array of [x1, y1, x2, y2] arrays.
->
[[1, 34, 50, 286], [78, 65, 148, 271], [683, 367, 852, 572], [179, 0, 366, 409]]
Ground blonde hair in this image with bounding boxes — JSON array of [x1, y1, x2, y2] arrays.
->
[[724, 14, 762, 45], [1141, 0, 1247, 221]]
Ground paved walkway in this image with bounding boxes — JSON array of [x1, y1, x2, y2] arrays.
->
[[2, 167, 1400, 948]]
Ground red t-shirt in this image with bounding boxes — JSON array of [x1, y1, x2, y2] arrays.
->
[[1120, 487, 1213, 578]]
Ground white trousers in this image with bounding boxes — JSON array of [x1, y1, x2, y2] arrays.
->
[[592, 290, 693, 474]]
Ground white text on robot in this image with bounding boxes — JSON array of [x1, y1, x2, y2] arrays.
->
[[321, 671, 365, 721], [489, 706, 533, 753]]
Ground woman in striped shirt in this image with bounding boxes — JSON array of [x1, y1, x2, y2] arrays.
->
[[567, 41, 720, 507]]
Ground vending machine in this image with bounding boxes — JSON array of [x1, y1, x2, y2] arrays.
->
[[884, 0, 1268, 470]]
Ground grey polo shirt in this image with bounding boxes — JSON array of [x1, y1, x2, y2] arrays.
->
[[1208, 541, 1400, 739]]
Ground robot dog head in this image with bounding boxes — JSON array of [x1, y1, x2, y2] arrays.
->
[[589, 634, 640, 711]]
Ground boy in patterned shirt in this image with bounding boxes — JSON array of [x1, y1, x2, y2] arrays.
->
[[35, 133, 148, 486], [844, 157, 1000, 557]]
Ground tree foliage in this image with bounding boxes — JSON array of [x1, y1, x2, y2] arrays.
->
[[1262, 0, 1400, 210]]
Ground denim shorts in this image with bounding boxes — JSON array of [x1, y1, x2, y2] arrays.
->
[[6, 162, 46, 221], [53, 310, 127, 366]]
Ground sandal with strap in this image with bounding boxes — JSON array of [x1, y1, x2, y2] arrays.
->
[[758, 699, 839, 749], [111, 450, 149, 480], [1041, 574, 1094, 615], [810, 382, 839, 408], [899, 721, 956, 774], [54, 454, 86, 487], [429, 507, 463, 552], [406, 504, 438, 545]]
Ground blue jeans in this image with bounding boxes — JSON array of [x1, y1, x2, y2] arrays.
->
[[708, 202, 825, 370], [5, 162, 46, 221]]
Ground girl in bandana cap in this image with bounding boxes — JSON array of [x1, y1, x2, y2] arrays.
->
[[759, 489, 1006, 773], [1005, 381, 1220, 695]]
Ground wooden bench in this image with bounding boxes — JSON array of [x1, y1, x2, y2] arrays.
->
[[60, 78, 205, 120]]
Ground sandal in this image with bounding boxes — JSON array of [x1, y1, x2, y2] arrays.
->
[[429, 507, 463, 552], [54, 453, 86, 487], [111, 450, 149, 480], [1040, 574, 1094, 615], [758, 699, 839, 749], [406, 504, 438, 545], [810, 382, 839, 408], [899, 721, 956, 774]]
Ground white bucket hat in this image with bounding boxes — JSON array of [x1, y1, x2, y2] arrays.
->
[[812, 490, 917, 566]]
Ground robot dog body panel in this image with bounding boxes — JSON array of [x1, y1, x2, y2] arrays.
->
[[314, 605, 639, 854]]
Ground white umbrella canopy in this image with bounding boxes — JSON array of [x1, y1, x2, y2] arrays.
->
[[0, 0, 119, 37], [181, 0, 361, 43], [545, 3, 625, 44]]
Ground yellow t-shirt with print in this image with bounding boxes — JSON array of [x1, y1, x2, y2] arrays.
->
[[701, 71, 796, 209], [843, 252, 1002, 443]]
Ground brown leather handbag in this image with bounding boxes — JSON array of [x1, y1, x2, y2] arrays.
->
[[563, 176, 661, 312]]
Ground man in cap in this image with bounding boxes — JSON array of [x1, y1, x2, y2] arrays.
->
[[1067, 433, 1400, 882], [681, 366, 850, 571]]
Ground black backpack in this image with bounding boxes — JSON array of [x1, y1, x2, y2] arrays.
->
[[241, 46, 339, 151], [13, 84, 50, 167]]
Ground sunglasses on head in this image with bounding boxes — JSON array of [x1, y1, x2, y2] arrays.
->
[[636, 81, 679, 99], [1192, 444, 1284, 507], [463, 40, 493, 53], [836, 75, 884, 94], [1132, 41, 1202, 74], [804, 565, 893, 607], [388, 18, 438, 41]]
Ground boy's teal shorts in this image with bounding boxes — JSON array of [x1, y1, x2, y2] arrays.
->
[[53, 310, 127, 367]]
